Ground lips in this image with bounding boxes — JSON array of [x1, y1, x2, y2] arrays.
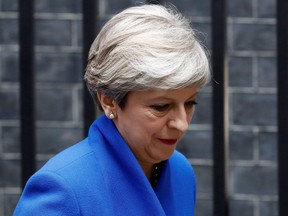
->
[[158, 138, 178, 146]]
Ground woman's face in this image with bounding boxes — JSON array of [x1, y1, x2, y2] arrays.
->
[[113, 86, 198, 166]]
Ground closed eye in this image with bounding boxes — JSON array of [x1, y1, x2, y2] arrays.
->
[[185, 101, 198, 109], [150, 104, 170, 112]]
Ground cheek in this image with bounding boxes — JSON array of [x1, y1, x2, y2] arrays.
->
[[148, 119, 169, 136], [125, 112, 168, 141], [187, 109, 195, 122], [136, 118, 165, 136]]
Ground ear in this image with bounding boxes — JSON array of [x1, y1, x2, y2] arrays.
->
[[97, 92, 118, 118]]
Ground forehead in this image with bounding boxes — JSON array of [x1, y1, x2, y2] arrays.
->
[[127, 87, 199, 102]]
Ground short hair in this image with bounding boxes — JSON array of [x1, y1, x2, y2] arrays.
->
[[84, 4, 210, 110]]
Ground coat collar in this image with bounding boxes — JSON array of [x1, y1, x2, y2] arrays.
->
[[88, 114, 167, 215]]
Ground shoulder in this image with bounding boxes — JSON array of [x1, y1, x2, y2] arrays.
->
[[32, 138, 100, 191], [169, 150, 197, 207], [169, 150, 196, 182], [14, 167, 81, 215], [14, 139, 99, 215], [170, 150, 194, 171], [40, 138, 94, 173]]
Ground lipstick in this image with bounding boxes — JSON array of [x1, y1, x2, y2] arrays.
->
[[159, 139, 177, 145]]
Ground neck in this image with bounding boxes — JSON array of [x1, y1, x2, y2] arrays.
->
[[139, 161, 163, 188], [139, 161, 154, 181]]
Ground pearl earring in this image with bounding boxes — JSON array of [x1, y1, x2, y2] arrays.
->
[[109, 112, 115, 119]]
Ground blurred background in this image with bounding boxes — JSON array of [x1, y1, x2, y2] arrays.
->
[[0, 0, 279, 215]]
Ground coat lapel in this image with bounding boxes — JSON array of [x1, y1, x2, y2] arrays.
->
[[88, 115, 167, 215]]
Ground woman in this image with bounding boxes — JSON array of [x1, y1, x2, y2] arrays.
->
[[14, 4, 210, 216]]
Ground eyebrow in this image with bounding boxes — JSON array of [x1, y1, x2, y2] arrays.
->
[[187, 92, 199, 100]]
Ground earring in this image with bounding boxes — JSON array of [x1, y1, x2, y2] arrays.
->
[[109, 112, 115, 119]]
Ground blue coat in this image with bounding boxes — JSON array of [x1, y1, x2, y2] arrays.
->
[[14, 115, 196, 215]]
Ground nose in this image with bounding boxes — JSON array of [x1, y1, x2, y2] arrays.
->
[[167, 107, 190, 132]]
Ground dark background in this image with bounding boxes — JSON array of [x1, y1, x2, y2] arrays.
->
[[0, 0, 277, 215]]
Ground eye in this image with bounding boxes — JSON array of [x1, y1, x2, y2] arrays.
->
[[150, 104, 170, 112], [185, 100, 197, 109]]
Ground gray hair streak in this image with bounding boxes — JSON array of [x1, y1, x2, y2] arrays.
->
[[84, 4, 211, 108]]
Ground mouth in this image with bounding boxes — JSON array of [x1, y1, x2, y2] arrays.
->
[[158, 138, 178, 146]]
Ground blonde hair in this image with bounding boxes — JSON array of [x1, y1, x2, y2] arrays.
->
[[84, 4, 210, 109]]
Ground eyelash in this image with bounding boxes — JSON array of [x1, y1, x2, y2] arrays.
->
[[150, 104, 170, 112], [185, 101, 198, 108], [150, 101, 197, 112]]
